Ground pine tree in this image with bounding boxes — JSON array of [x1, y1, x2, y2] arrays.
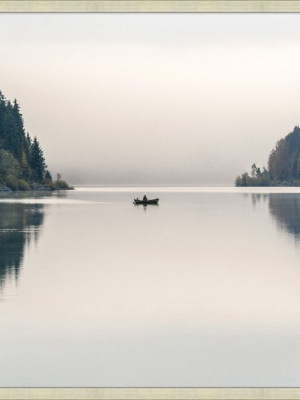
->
[[3, 101, 18, 158], [20, 132, 32, 180], [45, 170, 52, 180], [12, 99, 26, 163], [30, 136, 47, 182], [0, 91, 6, 146]]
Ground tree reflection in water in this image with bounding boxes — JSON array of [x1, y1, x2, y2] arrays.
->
[[0, 203, 44, 292], [269, 194, 300, 238], [249, 192, 300, 239]]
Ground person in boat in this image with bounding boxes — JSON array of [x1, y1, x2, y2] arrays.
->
[[143, 195, 148, 202]]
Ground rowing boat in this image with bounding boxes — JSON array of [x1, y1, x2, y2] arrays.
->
[[133, 198, 159, 205]]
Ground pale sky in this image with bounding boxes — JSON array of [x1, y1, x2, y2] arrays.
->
[[1, 14, 300, 185]]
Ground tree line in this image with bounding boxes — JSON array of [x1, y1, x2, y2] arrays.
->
[[235, 126, 300, 187], [0, 91, 70, 191]]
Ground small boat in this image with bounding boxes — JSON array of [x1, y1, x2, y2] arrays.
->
[[133, 198, 159, 205]]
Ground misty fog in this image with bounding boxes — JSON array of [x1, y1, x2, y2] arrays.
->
[[1, 14, 300, 185]]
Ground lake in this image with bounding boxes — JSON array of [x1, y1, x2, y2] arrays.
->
[[1, 187, 300, 387]]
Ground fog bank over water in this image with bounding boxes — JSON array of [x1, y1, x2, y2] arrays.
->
[[1, 14, 300, 185]]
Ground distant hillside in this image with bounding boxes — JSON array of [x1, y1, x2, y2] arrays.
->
[[235, 126, 300, 187], [0, 91, 71, 191]]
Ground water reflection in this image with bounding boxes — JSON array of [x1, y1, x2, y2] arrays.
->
[[269, 194, 300, 238], [250, 193, 268, 206], [249, 193, 300, 239], [0, 203, 44, 292]]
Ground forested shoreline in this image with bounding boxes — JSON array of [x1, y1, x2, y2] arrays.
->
[[0, 91, 72, 191], [235, 126, 300, 187], [2, 90, 298, 191]]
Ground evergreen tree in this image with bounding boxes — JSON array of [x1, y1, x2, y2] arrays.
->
[[12, 99, 27, 166], [45, 170, 52, 180], [21, 132, 32, 180], [2, 101, 19, 159], [30, 136, 47, 182], [0, 91, 6, 146]]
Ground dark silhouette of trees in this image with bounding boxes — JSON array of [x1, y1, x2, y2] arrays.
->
[[30, 136, 47, 182], [235, 126, 300, 187], [269, 194, 300, 237], [0, 91, 65, 190]]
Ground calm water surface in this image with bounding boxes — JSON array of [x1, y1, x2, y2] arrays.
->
[[1, 187, 300, 386]]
